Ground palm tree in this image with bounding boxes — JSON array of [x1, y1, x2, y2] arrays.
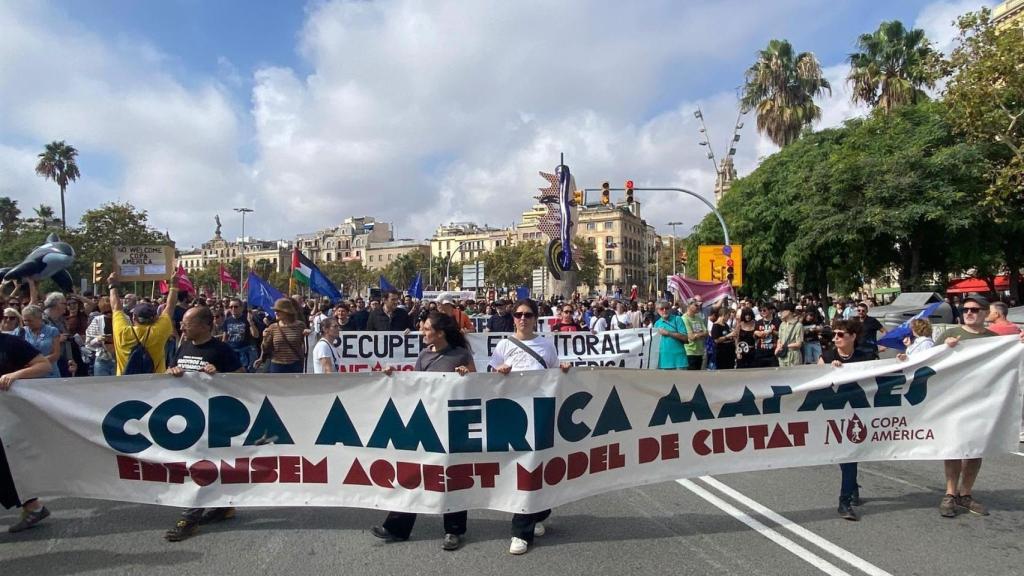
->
[[0, 197, 20, 236], [740, 39, 831, 147], [34, 140, 81, 231], [33, 204, 55, 229], [847, 21, 940, 113]]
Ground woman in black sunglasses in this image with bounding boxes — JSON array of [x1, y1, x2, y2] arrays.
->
[[487, 298, 570, 555]]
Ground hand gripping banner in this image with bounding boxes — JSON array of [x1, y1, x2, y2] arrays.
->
[[0, 336, 1020, 514]]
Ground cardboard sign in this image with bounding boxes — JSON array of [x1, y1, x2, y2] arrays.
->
[[112, 245, 176, 281]]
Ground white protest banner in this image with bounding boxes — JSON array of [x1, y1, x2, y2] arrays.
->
[[1, 336, 1020, 513], [311, 329, 657, 373]]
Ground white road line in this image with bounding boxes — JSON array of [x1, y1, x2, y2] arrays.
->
[[676, 479, 855, 576], [858, 466, 936, 492], [698, 476, 894, 576], [1013, 452, 1024, 457]]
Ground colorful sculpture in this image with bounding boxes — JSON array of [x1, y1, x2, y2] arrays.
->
[[537, 158, 579, 281]]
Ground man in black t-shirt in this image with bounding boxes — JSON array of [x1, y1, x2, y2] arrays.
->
[[164, 306, 242, 542], [1, 333, 57, 532], [854, 303, 886, 359]]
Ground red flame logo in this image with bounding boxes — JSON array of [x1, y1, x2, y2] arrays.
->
[[846, 414, 867, 444]]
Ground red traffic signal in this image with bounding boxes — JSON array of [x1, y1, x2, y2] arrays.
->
[[726, 259, 734, 267], [625, 180, 634, 190]]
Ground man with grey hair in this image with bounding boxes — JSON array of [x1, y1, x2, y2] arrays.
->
[[42, 292, 74, 376]]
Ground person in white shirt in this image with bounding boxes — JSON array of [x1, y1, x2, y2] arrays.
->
[[489, 298, 570, 555], [312, 318, 341, 374]]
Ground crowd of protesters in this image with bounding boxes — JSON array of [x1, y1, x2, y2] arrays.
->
[[2, 274, 1023, 545]]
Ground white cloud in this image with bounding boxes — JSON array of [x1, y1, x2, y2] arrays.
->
[[915, 0, 995, 56], [0, 0, 993, 252]]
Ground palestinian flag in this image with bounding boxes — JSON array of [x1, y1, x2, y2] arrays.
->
[[291, 248, 313, 285]]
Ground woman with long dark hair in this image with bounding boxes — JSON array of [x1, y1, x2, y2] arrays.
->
[[371, 311, 475, 551], [733, 309, 757, 369], [488, 298, 569, 555]]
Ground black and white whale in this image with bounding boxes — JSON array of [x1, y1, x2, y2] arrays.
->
[[3, 233, 76, 293]]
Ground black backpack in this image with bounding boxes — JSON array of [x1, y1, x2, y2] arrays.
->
[[123, 324, 155, 375]]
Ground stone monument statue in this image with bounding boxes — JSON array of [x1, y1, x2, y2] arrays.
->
[[215, 214, 222, 237]]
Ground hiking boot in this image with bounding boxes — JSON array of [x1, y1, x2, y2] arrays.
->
[[533, 522, 546, 537], [837, 500, 860, 521], [165, 518, 199, 542], [369, 525, 407, 542], [509, 536, 529, 555], [956, 495, 989, 516], [441, 533, 461, 551], [199, 507, 236, 525], [939, 494, 958, 518], [8, 505, 50, 533], [850, 486, 864, 506]]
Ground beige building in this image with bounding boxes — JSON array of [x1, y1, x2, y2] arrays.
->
[[365, 240, 431, 270], [294, 216, 393, 264], [575, 201, 657, 293], [994, 0, 1024, 31], [178, 232, 291, 275], [430, 222, 519, 264]]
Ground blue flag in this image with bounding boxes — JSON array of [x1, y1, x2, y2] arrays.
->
[[309, 266, 343, 301], [409, 272, 423, 300], [247, 271, 284, 319], [379, 275, 397, 293], [877, 302, 943, 351]]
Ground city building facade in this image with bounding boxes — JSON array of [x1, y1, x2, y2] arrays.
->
[[365, 240, 431, 270], [294, 216, 393, 265], [178, 230, 292, 275]]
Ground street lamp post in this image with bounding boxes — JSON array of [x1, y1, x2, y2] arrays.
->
[[234, 207, 253, 290], [444, 239, 473, 291], [667, 221, 682, 277]]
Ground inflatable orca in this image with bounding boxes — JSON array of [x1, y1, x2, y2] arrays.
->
[[3, 233, 76, 293]]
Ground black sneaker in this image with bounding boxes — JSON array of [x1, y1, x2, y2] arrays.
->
[[837, 501, 860, 521], [165, 518, 199, 542], [369, 525, 407, 542], [441, 533, 461, 551], [7, 505, 50, 533], [956, 495, 989, 516], [939, 494, 958, 518], [199, 507, 236, 525]]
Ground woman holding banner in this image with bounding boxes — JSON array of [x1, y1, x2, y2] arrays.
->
[[818, 319, 870, 521], [488, 298, 570, 555], [371, 311, 476, 550]]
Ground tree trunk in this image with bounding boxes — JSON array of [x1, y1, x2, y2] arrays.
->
[[60, 184, 67, 231], [1005, 242, 1022, 306]]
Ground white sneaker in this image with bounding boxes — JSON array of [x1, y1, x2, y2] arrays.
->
[[533, 522, 545, 537], [509, 537, 528, 555]]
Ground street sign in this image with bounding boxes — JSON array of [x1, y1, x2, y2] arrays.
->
[[697, 244, 743, 287], [461, 261, 485, 289]]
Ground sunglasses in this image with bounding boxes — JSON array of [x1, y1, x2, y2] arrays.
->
[[513, 312, 536, 319], [833, 331, 849, 338], [962, 307, 983, 313], [3, 316, 18, 320]]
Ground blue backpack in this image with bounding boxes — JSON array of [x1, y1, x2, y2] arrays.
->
[[124, 324, 155, 375]]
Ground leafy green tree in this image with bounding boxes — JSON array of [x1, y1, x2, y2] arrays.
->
[[481, 240, 545, 289], [848, 21, 941, 113], [944, 8, 1024, 301], [0, 197, 20, 237], [35, 141, 81, 231], [740, 39, 831, 147], [687, 101, 986, 296], [573, 236, 601, 289]]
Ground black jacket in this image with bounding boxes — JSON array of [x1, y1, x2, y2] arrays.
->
[[367, 308, 413, 331]]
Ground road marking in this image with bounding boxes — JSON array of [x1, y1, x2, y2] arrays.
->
[[698, 476, 894, 576], [676, 479, 854, 576], [858, 466, 937, 492], [1013, 452, 1024, 457]]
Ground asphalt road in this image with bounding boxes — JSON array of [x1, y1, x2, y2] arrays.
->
[[2, 448, 1022, 576]]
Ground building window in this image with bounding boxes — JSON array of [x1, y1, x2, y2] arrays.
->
[[587, 222, 596, 230], [604, 221, 613, 230], [605, 268, 613, 282], [326, 253, 333, 262], [605, 250, 614, 261]]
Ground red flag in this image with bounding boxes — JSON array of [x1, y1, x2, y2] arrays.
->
[[176, 264, 195, 293], [219, 265, 240, 292], [158, 280, 169, 295]]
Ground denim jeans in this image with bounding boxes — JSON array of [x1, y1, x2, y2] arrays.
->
[[269, 360, 304, 374], [839, 462, 859, 501], [802, 341, 822, 365], [93, 357, 116, 377], [231, 345, 256, 372]]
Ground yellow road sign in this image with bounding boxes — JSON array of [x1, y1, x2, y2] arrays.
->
[[697, 244, 742, 287]]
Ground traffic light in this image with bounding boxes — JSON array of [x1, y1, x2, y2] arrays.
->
[[726, 258, 735, 283], [601, 181, 610, 205], [625, 180, 634, 204], [573, 189, 584, 206], [92, 262, 104, 284]]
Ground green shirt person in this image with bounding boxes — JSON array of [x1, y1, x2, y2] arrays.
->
[[654, 301, 688, 370]]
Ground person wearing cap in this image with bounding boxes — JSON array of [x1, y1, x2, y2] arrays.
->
[[440, 298, 474, 333], [485, 300, 514, 332], [108, 271, 179, 375], [775, 303, 804, 367]]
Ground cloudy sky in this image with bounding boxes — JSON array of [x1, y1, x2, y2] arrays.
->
[[0, 0, 991, 249]]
